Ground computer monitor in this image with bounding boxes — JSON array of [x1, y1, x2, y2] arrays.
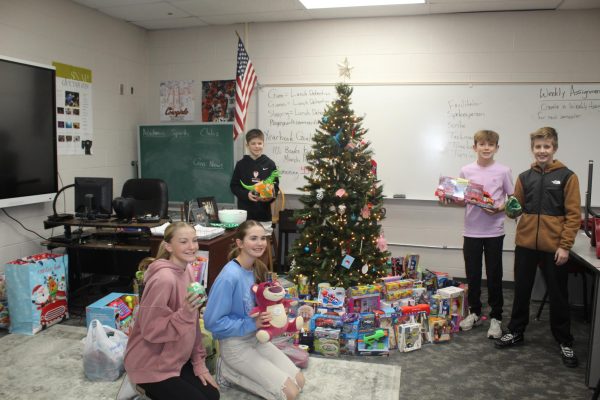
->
[[74, 177, 113, 219]]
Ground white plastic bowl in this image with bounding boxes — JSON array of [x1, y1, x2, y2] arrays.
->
[[218, 209, 247, 225]]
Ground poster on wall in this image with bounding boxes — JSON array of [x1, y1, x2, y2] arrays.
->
[[202, 80, 235, 122], [160, 80, 194, 122], [53, 62, 93, 155]]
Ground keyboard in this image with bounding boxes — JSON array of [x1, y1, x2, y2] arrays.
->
[[136, 215, 161, 223]]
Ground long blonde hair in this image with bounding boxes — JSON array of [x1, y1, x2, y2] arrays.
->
[[138, 221, 195, 271], [228, 220, 269, 283]]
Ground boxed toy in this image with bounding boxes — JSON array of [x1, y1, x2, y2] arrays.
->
[[437, 286, 466, 317], [430, 316, 452, 343], [317, 286, 345, 309], [347, 293, 380, 313], [357, 328, 390, 356], [86, 292, 138, 334], [398, 322, 422, 352], [313, 327, 340, 357], [309, 313, 343, 331], [405, 254, 420, 279], [5, 253, 69, 335], [435, 176, 495, 209]]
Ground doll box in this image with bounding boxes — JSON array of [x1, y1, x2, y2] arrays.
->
[[86, 292, 138, 334]]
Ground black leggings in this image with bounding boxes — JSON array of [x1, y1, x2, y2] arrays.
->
[[139, 361, 220, 400]]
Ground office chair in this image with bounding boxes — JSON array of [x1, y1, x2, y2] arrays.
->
[[121, 178, 169, 219]]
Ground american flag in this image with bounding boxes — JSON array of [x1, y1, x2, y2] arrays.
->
[[233, 37, 257, 140]]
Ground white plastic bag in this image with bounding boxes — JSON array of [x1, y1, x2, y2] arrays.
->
[[83, 319, 128, 381]]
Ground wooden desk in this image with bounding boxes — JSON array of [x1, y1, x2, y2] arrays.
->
[[570, 233, 600, 388]]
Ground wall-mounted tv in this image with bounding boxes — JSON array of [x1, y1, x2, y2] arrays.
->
[[0, 55, 58, 208]]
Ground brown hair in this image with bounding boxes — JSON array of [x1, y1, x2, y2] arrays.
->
[[473, 130, 499, 146], [137, 221, 196, 272], [530, 127, 558, 150], [228, 220, 269, 283], [245, 128, 265, 144]]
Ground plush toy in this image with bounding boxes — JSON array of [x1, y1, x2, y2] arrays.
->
[[250, 281, 303, 343]]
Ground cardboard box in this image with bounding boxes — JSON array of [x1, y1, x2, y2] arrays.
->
[[86, 292, 138, 334]]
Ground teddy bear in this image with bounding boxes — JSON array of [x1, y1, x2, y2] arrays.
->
[[250, 281, 303, 343]]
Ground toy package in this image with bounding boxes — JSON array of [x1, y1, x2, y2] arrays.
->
[[313, 327, 340, 357], [398, 322, 422, 352], [430, 316, 452, 343], [357, 328, 390, 356], [405, 254, 420, 280], [86, 292, 139, 334], [5, 253, 69, 335], [438, 286, 466, 317], [317, 286, 345, 309], [435, 176, 496, 209]]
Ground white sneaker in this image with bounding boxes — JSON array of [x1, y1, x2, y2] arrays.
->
[[459, 313, 482, 331], [487, 318, 502, 339]]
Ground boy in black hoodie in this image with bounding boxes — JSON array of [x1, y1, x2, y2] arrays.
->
[[230, 129, 278, 231]]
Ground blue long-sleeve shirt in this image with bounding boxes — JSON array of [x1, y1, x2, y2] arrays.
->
[[204, 259, 257, 339]]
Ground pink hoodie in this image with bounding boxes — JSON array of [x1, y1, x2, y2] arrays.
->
[[124, 259, 208, 384]]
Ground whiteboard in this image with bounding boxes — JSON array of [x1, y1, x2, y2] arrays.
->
[[257, 83, 600, 204]]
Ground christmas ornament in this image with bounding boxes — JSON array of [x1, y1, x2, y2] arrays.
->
[[304, 246, 310, 253], [376, 233, 388, 252], [296, 219, 306, 229], [361, 264, 369, 274], [361, 205, 370, 219], [335, 188, 347, 198], [338, 204, 347, 215], [322, 116, 329, 123], [337, 57, 354, 80], [350, 213, 357, 222], [329, 205, 336, 212], [316, 188, 325, 200]]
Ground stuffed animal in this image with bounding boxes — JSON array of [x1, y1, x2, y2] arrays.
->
[[250, 281, 303, 343]]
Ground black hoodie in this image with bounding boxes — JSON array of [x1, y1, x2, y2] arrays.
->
[[230, 154, 278, 221]]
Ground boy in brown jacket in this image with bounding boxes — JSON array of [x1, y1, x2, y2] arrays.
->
[[494, 127, 581, 368]]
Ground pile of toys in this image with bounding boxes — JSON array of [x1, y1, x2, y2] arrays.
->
[[281, 254, 468, 357], [86, 293, 139, 335]]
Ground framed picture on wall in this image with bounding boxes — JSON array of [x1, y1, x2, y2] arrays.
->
[[196, 196, 219, 223]]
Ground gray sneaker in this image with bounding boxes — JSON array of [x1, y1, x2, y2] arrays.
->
[[487, 318, 502, 339], [459, 313, 482, 331]]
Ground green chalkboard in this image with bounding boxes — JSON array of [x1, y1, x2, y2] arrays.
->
[[138, 124, 234, 203]]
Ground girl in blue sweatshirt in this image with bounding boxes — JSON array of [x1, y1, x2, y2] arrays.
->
[[204, 220, 304, 400]]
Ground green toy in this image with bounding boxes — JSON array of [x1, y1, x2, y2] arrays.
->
[[505, 195, 523, 218], [188, 282, 206, 305], [363, 329, 386, 348], [240, 170, 280, 199]]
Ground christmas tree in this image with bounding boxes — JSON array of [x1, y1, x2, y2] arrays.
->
[[288, 83, 390, 290]]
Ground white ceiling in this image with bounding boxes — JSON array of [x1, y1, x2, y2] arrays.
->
[[71, 0, 600, 30]]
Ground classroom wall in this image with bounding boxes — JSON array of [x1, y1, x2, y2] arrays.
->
[[146, 9, 600, 281], [1, 2, 599, 282], [0, 0, 148, 270]]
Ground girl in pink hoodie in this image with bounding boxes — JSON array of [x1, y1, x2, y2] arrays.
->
[[124, 222, 219, 400]]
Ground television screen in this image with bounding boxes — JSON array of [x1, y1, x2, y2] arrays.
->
[[74, 177, 113, 219], [0, 55, 58, 208]]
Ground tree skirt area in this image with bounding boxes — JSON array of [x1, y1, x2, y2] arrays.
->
[[0, 324, 401, 400]]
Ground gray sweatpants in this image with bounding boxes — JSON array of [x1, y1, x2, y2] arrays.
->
[[217, 333, 300, 400]]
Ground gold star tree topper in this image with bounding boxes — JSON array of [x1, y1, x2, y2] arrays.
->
[[337, 57, 353, 80]]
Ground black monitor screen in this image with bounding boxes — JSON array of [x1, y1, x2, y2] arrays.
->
[[0, 56, 58, 208], [74, 177, 113, 218]]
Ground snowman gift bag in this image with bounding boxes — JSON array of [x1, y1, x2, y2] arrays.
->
[[5, 253, 69, 335]]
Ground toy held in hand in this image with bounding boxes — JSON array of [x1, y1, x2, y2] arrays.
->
[[240, 170, 281, 200], [250, 281, 303, 343], [187, 282, 206, 305], [436, 176, 495, 209], [505, 195, 523, 218]]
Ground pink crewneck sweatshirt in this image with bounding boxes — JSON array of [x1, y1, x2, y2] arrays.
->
[[124, 259, 208, 384]]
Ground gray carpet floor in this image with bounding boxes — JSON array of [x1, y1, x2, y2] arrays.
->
[[0, 287, 595, 399]]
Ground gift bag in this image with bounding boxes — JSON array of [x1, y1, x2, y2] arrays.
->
[[5, 253, 68, 335], [83, 319, 129, 381]]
